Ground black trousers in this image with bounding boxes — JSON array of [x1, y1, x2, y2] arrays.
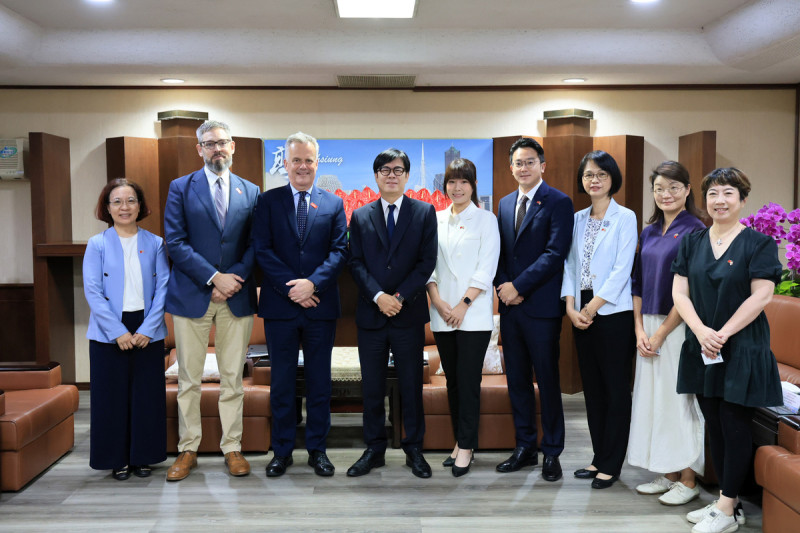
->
[[573, 301, 634, 477], [89, 310, 166, 470], [696, 394, 753, 499], [433, 330, 491, 450], [358, 323, 425, 454]]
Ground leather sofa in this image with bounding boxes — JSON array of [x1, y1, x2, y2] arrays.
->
[[163, 313, 271, 453], [753, 294, 800, 532], [419, 304, 542, 451], [0, 363, 79, 491]]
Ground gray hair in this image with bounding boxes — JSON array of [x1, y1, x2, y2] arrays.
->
[[285, 131, 319, 159], [196, 120, 232, 143]]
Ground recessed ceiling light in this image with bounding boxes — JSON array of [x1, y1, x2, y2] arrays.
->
[[335, 0, 417, 18], [563, 78, 587, 83], [86, 0, 113, 4], [161, 78, 185, 84], [630, 0, 659, 3]]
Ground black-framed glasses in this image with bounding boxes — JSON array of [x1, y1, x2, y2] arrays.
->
[[582, 171, 610, 181], [378, 166, 406, 177], [200, 139, 233, 150]]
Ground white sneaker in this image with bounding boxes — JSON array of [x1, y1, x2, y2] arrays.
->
[[691, 508, 738, 533], [687, 501, 745, 525], [636, 475, 672, 495], [658, 481, 700, 505]]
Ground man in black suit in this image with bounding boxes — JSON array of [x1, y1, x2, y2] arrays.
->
[[494, 137, 574, 481], [347, 148, 438, 478]]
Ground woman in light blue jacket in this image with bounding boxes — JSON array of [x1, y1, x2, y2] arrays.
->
[[83, 178, 169, 480], [561, 151, 638, 489]]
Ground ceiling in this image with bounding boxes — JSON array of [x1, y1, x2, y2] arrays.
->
[[1, 0, 800, 87]]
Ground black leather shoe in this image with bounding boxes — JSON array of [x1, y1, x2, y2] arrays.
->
[[346, 449, 385, 477], [451, 452, 473, 478], [591, 475, 619, 489], [132, 465, 152, 478], [495, 446, 538, 473], [542, 455, 562, 481], [442, 456, 456, 467], [308, 450, 335, 477], [405, 449, 432, 479], [574, 468, 599, 479], [112, 465, 131, 481], [266, 455, 293, 477]]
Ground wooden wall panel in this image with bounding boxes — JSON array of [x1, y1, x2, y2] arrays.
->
[[231, 136, 265, 191], [492, 135, 542, 213], [106, 137, 160, 235], [679, 130, 716, 213], [0, 285, 35, 364], [593, 135, 645, 225]]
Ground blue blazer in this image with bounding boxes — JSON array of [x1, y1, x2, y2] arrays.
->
[[561, 198, 638, 314], [349, 197, 438, 330], [164, 169, 260, 318], [494, 181, 574, 318], [83, 227, 169, 343], [253, 184, 349, 320]]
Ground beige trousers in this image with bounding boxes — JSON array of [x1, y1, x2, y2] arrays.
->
[[173, 301, 253, 454]]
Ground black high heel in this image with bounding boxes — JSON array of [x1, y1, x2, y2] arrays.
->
[[451, 451, 474, 477]]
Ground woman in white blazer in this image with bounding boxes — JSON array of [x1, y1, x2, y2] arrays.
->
[[561, 151, 638, 489], [83, 179, 169, 480], [426, 159, 500, 477]]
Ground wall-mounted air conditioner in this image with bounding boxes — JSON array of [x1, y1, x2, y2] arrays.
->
[[0, 138, 26, 180]]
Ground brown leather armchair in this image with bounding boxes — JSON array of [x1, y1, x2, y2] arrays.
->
[[755, 415, 800, 533]]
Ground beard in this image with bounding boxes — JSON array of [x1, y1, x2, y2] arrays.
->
[[205, 152, 233, 173]]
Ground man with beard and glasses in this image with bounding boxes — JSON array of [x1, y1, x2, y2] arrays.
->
[[163, 120, 260, 481]]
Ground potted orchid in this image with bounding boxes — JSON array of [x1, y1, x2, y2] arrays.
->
[[741, 202, 800, 297]]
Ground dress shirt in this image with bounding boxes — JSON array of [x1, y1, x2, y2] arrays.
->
[[290, 183, 314, 213], [204, 165, 230, 208], [373, 195, 405, 303], [515, 180, 543, 224]]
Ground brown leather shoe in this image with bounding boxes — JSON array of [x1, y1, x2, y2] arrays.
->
[[225, 451, 251, 477], [166, 451, 197, 482]]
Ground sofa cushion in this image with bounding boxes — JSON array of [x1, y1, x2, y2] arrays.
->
[[165, 377, 270, 418], [0, 385, 79, 451], [755, 446, 800, 515], [422, 374, 519, 415], [165, 354, 221, 382], [0, 364, 62, 391]]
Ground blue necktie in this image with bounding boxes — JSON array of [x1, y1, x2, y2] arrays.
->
[[214, 177, 226, 229], [297, 191, 308, 240], [387, 204, 396, 241]]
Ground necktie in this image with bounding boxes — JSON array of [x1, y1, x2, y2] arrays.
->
[[387, 204, 396, 241], [297, 191, 308, 240], [515, 195, 528, 233], [214, 177, 226, 229]]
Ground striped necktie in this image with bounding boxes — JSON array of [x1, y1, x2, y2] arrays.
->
[[214, 177, 226, 229]]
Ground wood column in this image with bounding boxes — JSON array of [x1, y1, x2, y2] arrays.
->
[[679, 130, 716, 213], [106, 137, 160, 235]]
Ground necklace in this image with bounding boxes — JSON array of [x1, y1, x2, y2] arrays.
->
[[711, 224, 741, 246]]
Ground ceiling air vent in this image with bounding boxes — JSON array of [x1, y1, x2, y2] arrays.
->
[[337, 74, 416, 88]]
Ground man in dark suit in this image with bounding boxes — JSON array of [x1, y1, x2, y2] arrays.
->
[[494, 137, 574, 481], [347, 148, 438, 479], [163, 119, 260, 481], [252, 132, 348, 477]]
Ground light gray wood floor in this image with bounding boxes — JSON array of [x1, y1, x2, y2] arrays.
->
[[0, 392, 763, 532]]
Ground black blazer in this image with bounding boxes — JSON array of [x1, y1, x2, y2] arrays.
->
[[349, 196, 437, 330]]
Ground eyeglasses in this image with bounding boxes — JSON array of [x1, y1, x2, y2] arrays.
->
[[653, 185, 685, 196], [513, 159, 539, 169], [582, 171, 610, 182], [378, 166, 407, 177], [199, 139, 233, 150], [108, 198, 139, 208]]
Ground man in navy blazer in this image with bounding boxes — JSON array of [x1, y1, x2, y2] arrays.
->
[[347, 148, 438, 479], [494, 137, 574, 481], [252, 132, 348, 478], [163, 120, 260, 481]]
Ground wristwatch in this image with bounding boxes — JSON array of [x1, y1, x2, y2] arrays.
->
[[462, 296, 473, 306], [394, 292, 405, 304]]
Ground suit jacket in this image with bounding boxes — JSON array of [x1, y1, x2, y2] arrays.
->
[[349, 196, 438, 330], [428, 202, 500, 332], [253, 184, 349, 320], [494, 181, 574, 318], [164, 168, 259, 318], [84, 227, 169, 343], [561, 198, 638, 314]]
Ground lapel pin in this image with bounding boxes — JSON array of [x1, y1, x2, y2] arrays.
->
[[311, 202, 318, 209], [235, 187, 242, 194], [139, 250, 143, 254], [728, 260, 734, 266], [536, 200, 541, 205], [459, 225, 464, 230], [673, 233, 679, 238]]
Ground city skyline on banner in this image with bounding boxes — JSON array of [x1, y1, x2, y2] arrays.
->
[[263, 138, 494, 212]]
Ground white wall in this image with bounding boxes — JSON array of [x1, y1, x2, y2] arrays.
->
[[0, 87, 795, 381]]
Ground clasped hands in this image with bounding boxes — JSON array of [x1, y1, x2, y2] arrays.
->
[[567, 305, 595, 330], [211, 272, 245, 303], [496, 282, 524, 306], [432, 298, 468, 328], [116, 332, 151, 350], [287, 278, 319, 308], [377, 293, 402, 317], [696, 325, 727, 359]]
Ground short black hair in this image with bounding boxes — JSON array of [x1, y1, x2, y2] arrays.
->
[[509, 137, 545, 164], [95, 178, 151, 225], [576, 150, 623, 197], [701, 167, 751, 200], [373, 148, 411, 174]]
